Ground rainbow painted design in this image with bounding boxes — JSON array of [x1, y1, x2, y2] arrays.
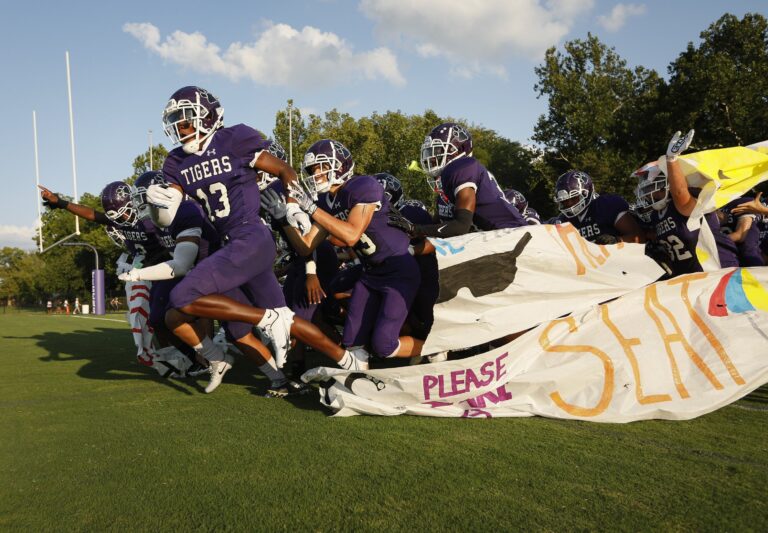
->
[[708, 268, 768, 317]]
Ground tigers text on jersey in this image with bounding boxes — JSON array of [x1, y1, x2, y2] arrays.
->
[[163, 124, 271, 236], [559, 194, 628, 242], [110, 218, 175, 264], [322, 175, 410, 264], [438, 157, 526, 230]]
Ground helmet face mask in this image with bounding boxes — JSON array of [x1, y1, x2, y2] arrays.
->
[[105, 226, 126, 247], [632, 163, 668, 211], [101, 182, 139, 227], [373, 173, 403, 208], [554, 170, 594, 218], [420, 123, 472, 181], [301, 140, 354, 200], [162, 86, 223, 154]]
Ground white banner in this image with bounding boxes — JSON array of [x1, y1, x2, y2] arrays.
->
[[305, 267, 768, 421], [423, 224, 663, 354]]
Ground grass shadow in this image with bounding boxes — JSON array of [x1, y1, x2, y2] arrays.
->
[[3, 327, 195, 395]]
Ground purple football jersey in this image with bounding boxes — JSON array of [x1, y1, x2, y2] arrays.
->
[[435, 190, 454, 222], [719, 197, 764, 266], [163, 124, 272, 237], [438, 157, 526, 229], [559, 194, 629, 241], [168, 200, 221, 264], [650, 203, 738, 276], [322, 175, 410, 264], [115, 218, 175, 265]]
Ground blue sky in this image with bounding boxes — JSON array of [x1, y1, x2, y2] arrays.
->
[[1, 0, 764, 248]]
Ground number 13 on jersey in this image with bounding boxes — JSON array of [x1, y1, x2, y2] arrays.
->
[[196, 183, 231, 221]]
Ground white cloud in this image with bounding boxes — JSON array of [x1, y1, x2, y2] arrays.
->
[[123, 21, 405, 88], [597, 3, 646, 32], [0, 224, 37, 250], [359, 0, 594, 78]]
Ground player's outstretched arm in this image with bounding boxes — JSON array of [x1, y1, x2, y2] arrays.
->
[[731, 192, 768, 217], [119, 235, 200, 282], [310, 204, 375, 248], [254, 152, 299, 188], [665, 130, 697, 217], [409, 187, 476, 238], [38, 185, 102, 222]]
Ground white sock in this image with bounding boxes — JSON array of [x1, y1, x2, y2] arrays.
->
[[258, 360, 285, 383], [193, 337, 224, 363]]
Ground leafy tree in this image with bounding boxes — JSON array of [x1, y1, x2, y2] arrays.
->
[[272, 106, 538, 211], [126, 144, 169, 184], [665, 13, 768, 148], [533, 33, 666, 208]]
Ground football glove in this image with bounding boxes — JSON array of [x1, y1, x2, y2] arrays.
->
[[286, 182, 318, 216], [666, 129, 694, 162]]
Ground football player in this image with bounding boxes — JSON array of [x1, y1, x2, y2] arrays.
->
[[732, 192, 768, 263], [258, 139, 341, 377], [38, 181, 183, 369], [127, 171, 315, 392], [264, 139, 424, 361], [374, 172, 440, 344], [553, 170, 643, 244], [393, 123, 527, 238], [149, 87, 366, 392], [716, 197, 765, 267], [635, 130, 738, 276]]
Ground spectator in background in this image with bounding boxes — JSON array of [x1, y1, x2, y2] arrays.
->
[[73, 297, 81, 315], [46, 300, 52, 314], [64, 299, 70, 315]]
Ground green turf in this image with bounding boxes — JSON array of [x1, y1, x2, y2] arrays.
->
[[1, 312, 766, 532]]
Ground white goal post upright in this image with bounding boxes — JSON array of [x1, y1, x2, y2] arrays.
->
[[32, 111, 43, 252], [65, 50, 80, 236], [38, 52, 82, 253]]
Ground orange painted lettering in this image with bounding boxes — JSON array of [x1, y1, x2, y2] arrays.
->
[[539, 317, 614, 417]]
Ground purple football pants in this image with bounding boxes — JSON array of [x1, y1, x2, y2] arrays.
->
[[342, 254, 420, 357], [169, 225, 285, 340]]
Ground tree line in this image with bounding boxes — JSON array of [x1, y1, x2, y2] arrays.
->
[[1, 12, 765, 307]]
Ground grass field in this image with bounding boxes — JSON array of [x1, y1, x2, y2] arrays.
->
[[1, 311, 767, 531]]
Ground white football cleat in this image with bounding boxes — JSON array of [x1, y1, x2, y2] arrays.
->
[[341, 347, 370, 371], [205, 354, 234, 394]]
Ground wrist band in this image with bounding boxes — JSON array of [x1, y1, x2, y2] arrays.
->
[[305, 260, 317, 275]]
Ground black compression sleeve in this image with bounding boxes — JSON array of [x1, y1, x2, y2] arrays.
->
[[415, 208, 474, 238], [93, 211, 110, 225]]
